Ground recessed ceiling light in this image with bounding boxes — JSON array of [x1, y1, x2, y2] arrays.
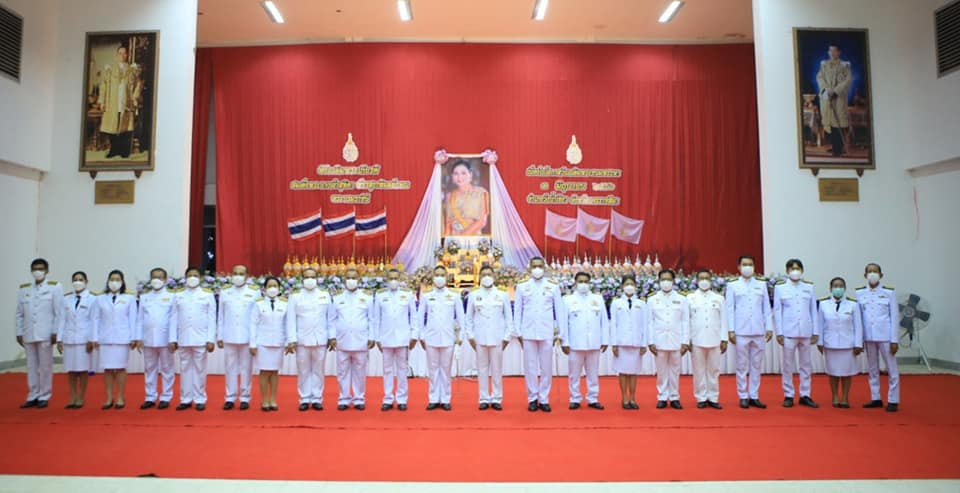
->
[[658, 0, 684, 23], [397, 0, 413, 22], [532, 0, 549, 21], [261, 1, 284, 24]]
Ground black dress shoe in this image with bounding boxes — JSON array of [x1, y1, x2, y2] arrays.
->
[[886, 403, 899, 412], [158, 401, 170, 410], [628, 402, 639, 410], [354, 404, 366, 411], [491, 403, 503, 411], [113, 402, 125, 410], [479, 403, 490, 410], [739, 399, 749, 408], [708, 401, 723, 410], [588, 402, 605, 410], [426, 403, 439, 410], [176, 403, 192, 411], [863, 400, 883, 408], [196, 403, 206, 411], [441, 404, 452, 411], [397, 404, 407, 411], [261, 406, 271, 412], [224, 402, 235, 410], [622, 402, 632, 410], [783, 398, 795, 408], [101, 403, 114, 410], [749, 399, 767, 409], [239, 402, 250, 410], [832, 402, 840, 408], [140, 401, 156, 410], [838, 403, 850, 409], [36, 400, 48, 409], [338, 404, 349, 411], [528, 401, 539, 412], [669, 400, 682, 410], [569, 402, 581, 410], [299, 403, 310, 411], [656, 400, 667, 409], [697, 401, 707, 409], [799, 396, 819, 408], [538, 403, 552, 412], [381, 404, 393, 411], [65, 403, 77, 409], [20, 399, 38, 409], [269, 405, 278, 411]]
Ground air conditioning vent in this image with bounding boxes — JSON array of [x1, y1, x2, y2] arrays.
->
[[935, 0, 960, 77], [0, 3, 23, 82]]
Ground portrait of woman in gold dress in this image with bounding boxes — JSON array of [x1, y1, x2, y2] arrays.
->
[[443, 159, 490, 236]]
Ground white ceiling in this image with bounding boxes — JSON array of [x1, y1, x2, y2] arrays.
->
[[197, 0, 754, 46]]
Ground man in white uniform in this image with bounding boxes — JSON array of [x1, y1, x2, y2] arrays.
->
[[170, 267, 217, 411], [856, 263, 901, 412], [418, 265, 464, 411], [217, 265, 258, 410], [773, 259, 820, 408], [373, 268, 418, 411], [647, 269, 690, 409], [560, 272, 609, 410], [687, 270, 727, 409], [514, 257, 564, 412], [331, 268, 374, 411], [138, 267, 177, 410], [464, 265, 514, 410], [725, 255, 773, 409], [287, 267, 336, 411], [15, 258, 63, 409]]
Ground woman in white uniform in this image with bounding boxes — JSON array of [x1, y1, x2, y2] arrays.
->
[[92, 270, 139, 409], [610, 275, 646, 409], [57, 271, 98, 409], [817, 276, 864, 408], [250, 277, 295, 411]]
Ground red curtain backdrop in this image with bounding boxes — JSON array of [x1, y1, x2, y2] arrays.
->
[[187, 49, 212, 268], [202, 43, 762, 274]]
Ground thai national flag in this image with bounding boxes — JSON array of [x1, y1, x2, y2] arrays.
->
[[287, 209, 323, 240], [356, 209, 387, 238], [322, 210, 356, 238]]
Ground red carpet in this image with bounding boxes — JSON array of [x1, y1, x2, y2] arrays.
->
[[0, 373, 958, 482]]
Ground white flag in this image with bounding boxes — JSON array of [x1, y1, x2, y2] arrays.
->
[[545, 209, 577, 242], [610, 210, 644, 244], [576, 208, 610, 242]]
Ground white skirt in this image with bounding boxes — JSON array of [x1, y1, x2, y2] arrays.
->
[[98, 344, 130, 371], [256, 346, 283, 371], [824, 348, 859, 377], [614, 346, 643, 374], [63, 344, 91, 373]]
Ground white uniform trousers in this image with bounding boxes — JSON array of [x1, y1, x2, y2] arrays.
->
[[178, 346, 208, 404], [143, 346, 175, 402], [735, 335, 765, 399], [297, 345, 327, 404], [655, 350, 682, 401], [865, 341, 900, 403], [522, 339, 554, 404], [781, 336, 813, 398], [691, 345, 721, 403], [476, 344, 504, 404], [336, 349, 368, 406], [567, 349, 600, 404], [381, 346, 409, 405], [24, 341, 53, 402], [223, 343, 252, 403], [426, 345, 454, 404]]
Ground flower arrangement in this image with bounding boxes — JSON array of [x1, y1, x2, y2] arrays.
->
[[434, 149, 449, 165], [476, 238, 491, 255], [444, 239, 460, 255], [481, 148, 499, 165], [135, 274, 415, 296]]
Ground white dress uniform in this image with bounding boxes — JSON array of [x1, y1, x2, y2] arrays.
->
[[646, 289, 690, 402], [464, 286, 513, 405], [819, 296, 863, 376], [217, 284, 259, 404], [687, 288, 726, 403], [725, 276, 773, 400], [855, 285, 900, 403], [92, 291, 137, 371], [16, 280, 64, 403], [372, 287, 418, 406], [287, 286, 335, 405], [609, 294, 646, 375], [58, 289, 97, 372], [137, 288, 177, 402], [250, 296, 293, 371], [170, 287, 217, 405], [514, 278, 564, 405], [331, 289, 374, 406], [560, 291, 609, 405], [417, 286, 465, 405], [773, 279, 820, 400]]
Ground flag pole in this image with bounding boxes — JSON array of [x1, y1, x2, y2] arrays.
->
[[383, 206, 388, 263], [545, 230, 549, 262], [575, 208, 580, 258], [351, 207, 357, 261], [607, 210, 613, 259]]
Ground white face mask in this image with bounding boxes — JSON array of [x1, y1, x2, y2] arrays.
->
[[72, 281, 86, 293], [32, 270, 45, 281], [698, 279, 712, 291], [480, 276, 495, 288], [108, 280, 123, 293], [387, 279, 400, 290], [660, 280, 674, 292], [623, 285, 637, 296], [150, 278, 165, 290], [344, 279, 359, 291], [231, 275, 246, 287], [576, 282, 590, 294], [740, 265, 754, 278], [265, 286, 280, 298], [185, 276, 200, 288], [433, 276, 447, 288], [530, 267, 545, 280], [302, 278, 318, 290], [788, 269, 803, 281], [866, 272, 881, 285]]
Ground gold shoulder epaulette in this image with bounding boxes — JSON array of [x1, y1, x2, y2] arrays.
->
[[801, 279, 813, 284], [847, 296, 857, 302], [775, 279, 785, 285], [497, 286, 508, 292], [47, 280, 59, 285], [362, 289, 373, 295], [756, 276, 767, 281], [279, 296, 288, 302], [421, 286, 434, 293], [92, 290, 103, 296], [818, 296, 830, 302], [679, 290, 689, 296], [126, 290, 137, 295], [63, 291, 73, 297], [883, 285, 895, 290], [202, 287, 214, 293], [546, 278, 558, 284], [726, 276, 738, 283], [855, 286, 866, 290], [247, 284, 259, 290], [19, 283, 30, 288]]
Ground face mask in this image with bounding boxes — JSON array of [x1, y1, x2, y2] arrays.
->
[[232, 275, 246, 287], [185, 276, 200, 288], [740, 265, 754, 278], [345, 279, 359, 291], [266, 287, 280, 298], [72, 281, 86, 292], [302, 278, 318, 290], [32, 270, 45, 281], [788, 270, 802, 281], [108, 280, 123, 293], [623, 285, 637, 296], [150, 278, 165, 290], [387, 279, 400, 290], [481, 276, 495, 288], [832, 287, 845, 298], [866, 272, 880, 285], [433, 276, 447, 288], [660, 280, 674, 292], [698, 279, 712, 291], [576, 283, 590, 294], [530, 267, 545, 280]]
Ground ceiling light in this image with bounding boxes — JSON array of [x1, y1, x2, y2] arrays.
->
[[532, 0, 549, 21], [261, 1, 284, 24], [658, 0, 684, 23], [398, 0, 413, 22]]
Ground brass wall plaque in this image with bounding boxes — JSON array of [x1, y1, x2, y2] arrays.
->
[[818, 178, 859, 202], [94, 180, 135, 204]]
